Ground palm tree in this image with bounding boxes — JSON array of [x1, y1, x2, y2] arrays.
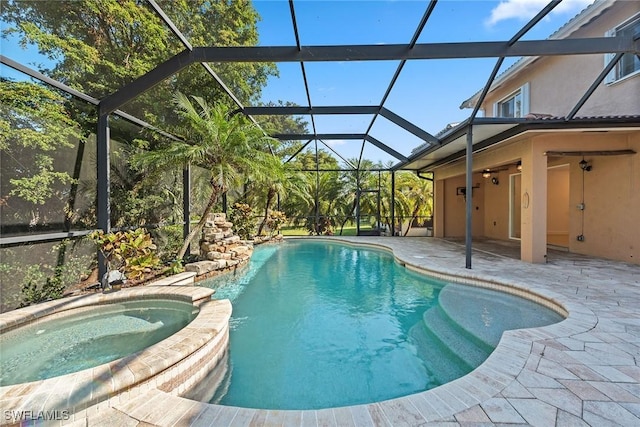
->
[[252, 164, 304, 236], [396, 172, 433, 236], [335, 162, 374, 235], [133, 92, 281, 260]]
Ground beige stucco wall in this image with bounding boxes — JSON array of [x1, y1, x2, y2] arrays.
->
[[441, 174, 484, 237], [430, 2, 640, 264], [480, 1, 640, 117], [565, 132, 640, 263], [432, 131, 640, 264], [547, 165, 570, 237]]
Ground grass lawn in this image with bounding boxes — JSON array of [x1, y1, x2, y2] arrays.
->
[[280, 225, 370, 236]]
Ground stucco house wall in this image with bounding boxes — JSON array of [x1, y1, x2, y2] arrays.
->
[[479, 1, 640, 118], [430, 1, 640, 264]]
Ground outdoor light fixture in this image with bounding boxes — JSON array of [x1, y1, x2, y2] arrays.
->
[[482, 169, 491, 178], [579, 159, 592, 172], [516, 161, 522, 171]]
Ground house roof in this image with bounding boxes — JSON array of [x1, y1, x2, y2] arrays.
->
[[397, 114, 640, 172], [459, 0, 617, 110]]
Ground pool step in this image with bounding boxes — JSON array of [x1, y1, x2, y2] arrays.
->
[[439, 284, 536, 348], [408, 317, 472, 386], [421, 305, 493, 370]]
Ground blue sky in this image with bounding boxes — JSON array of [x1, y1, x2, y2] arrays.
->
[[252, 0, 595, 165], [1, 0, 596, 166]]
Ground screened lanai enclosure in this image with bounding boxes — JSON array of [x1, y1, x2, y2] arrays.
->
[[2, 0, 638, 312]]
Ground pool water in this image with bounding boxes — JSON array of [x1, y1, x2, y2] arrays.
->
[[0, 299, 198, 386], [196, 241, 563, 410]]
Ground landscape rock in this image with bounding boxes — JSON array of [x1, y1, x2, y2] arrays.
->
[[185, 261, 219, 275], [185, 212, 256, 278]]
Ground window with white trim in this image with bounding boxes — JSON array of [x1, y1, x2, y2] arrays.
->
[[493, 83, 529, 118], [605, 14, 640, 83]]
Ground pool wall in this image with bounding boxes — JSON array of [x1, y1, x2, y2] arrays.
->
[[0, 282, 231, 421]]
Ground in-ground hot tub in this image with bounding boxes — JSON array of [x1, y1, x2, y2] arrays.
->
[[0, 298, 198, 386], [0, 283, 231, 421]]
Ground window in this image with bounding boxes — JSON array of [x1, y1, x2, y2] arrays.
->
[[494, 83, 529, 118], [605, 15, 640, 83], [499, 92, 522, 117]]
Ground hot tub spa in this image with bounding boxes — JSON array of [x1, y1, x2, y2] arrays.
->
[[0, 298, 198, 386], [0, 285, 231, 418]]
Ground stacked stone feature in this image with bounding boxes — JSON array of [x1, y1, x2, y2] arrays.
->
[[185, 213, 253, 276]]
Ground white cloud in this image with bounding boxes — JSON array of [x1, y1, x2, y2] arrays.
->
[[486, 0, 595, 27], [325, 140, 348, 147]]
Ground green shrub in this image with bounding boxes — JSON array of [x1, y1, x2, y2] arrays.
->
[[305, 215, 334, 235], [11, 239, 93, 308], [151, 224, 184, 263], [89, 228, 161, 281], [20, 266, 66, 307]]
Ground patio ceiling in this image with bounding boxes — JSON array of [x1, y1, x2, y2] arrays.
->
[[400, 115, 640, 172]]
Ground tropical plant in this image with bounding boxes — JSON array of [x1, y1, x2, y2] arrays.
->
[[132, 93, 282, 259], [334, 160, 377, 235], [395, 172, 433, 236], [279, 151, 344, 233], [249, 164, 305, 236], [266, 210, 287, 236], [89, 228, 161, 281], [229, 202, 255, 240]]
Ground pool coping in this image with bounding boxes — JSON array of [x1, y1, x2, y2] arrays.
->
[[0, 284, 231, 422], [63, 235, 616, 426]]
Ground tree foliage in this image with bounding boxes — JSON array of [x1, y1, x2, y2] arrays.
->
[[1, 0, 287, 235], [1, 0, 277, 113], [0, 79, 85, 235], [132, 93, 282, 259]]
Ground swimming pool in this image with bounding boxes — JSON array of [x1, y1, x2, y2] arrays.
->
[[195, 240, 563, 410]]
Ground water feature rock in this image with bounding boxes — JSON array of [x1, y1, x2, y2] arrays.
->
[[186, 213, 255, 278], [185, 261, 219, 275]]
